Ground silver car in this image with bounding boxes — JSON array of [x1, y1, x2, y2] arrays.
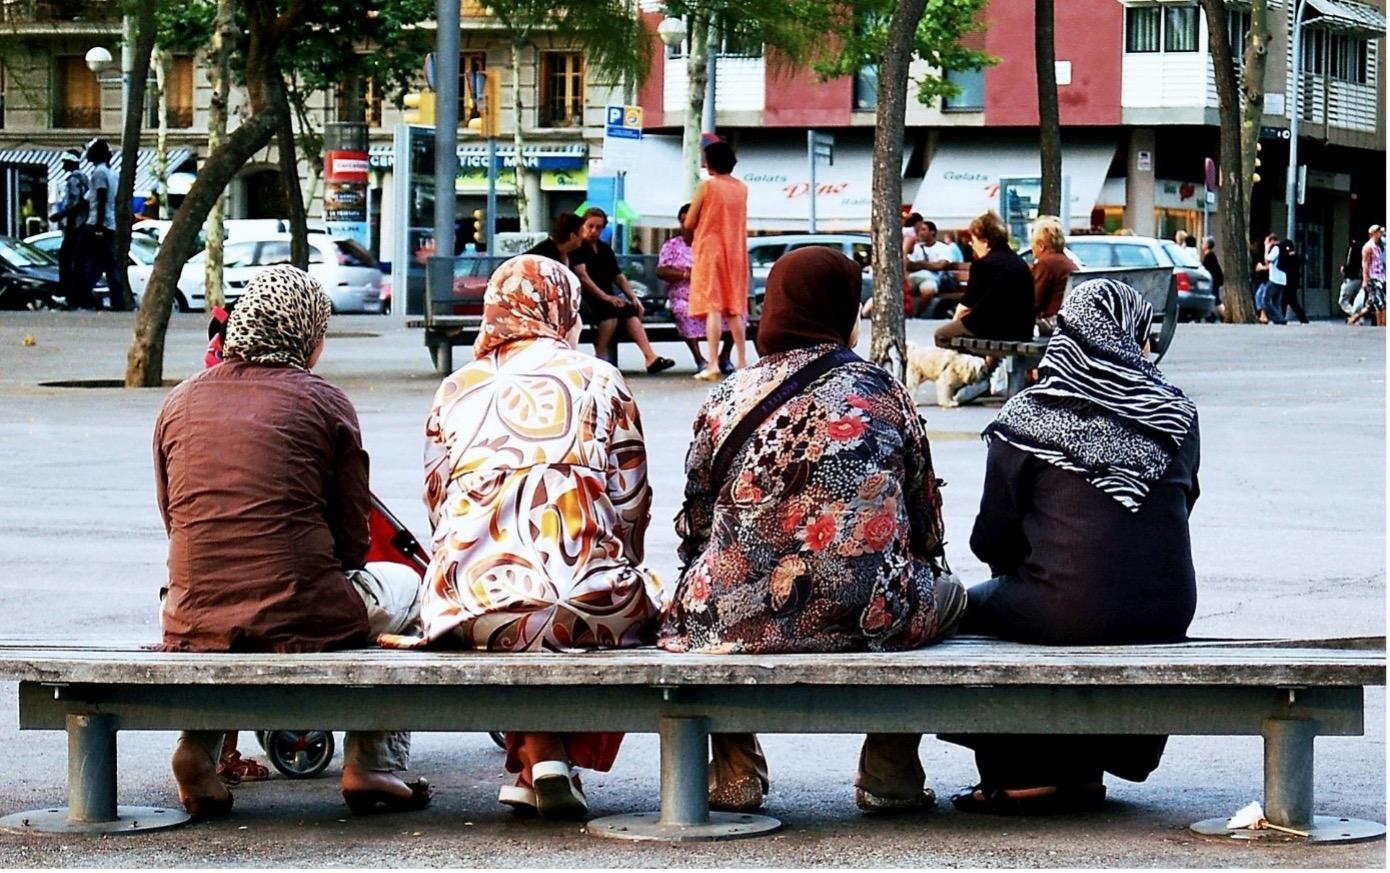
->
[[748, 234, 875, 303], [1064, 236, 1217, 321]]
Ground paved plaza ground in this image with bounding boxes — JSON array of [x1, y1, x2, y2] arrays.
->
[[0, 311, 1383, 867]]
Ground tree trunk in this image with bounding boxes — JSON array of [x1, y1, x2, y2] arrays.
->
[[868, 0, 927, 379], [1035, 0, 1063, 218], [682, 12, 710, 199], [511, 37, 530, 233], [153, 46, 170, 220], [203, 0, 234, 311], [116, 1, 157, 307], [273, 79, 309, 270], [1199, 0, 1257, 323], [126, 0, 292, 387], [1241, 0, 1270, 224]]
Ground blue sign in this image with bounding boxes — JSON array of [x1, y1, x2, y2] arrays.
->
[[605, 126, 642, 140]]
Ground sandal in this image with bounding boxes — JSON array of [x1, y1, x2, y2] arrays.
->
[[342, 777, 433, 815], [646, 356, 676, 375], [217, 750, 270, 786], [855, 786, 936, 815], [692, 368, 722, 382], [951, 782, 1106, 815]]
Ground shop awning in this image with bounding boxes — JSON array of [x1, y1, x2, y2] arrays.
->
[[1305, 0, 1386, 37], [621, 135, 885, 231], [909, 138, 1117, 231], [0, 146, 194, 198]]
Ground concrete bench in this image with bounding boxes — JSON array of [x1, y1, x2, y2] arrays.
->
[[0, 637, 1383, 844]]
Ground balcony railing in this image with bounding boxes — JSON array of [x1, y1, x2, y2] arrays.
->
[[0, 0, 119, 24]]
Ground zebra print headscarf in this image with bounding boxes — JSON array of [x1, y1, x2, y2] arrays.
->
[[983, 277, 1196, 511]]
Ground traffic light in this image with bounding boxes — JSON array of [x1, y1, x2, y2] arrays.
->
[[1252, 143, 1262, 185], [473, 209, 486, 246], [403, 90, 436, 126], [465, 69, 501, 138]]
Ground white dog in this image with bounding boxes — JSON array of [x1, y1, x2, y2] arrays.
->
[[904, 342, 989, 408]]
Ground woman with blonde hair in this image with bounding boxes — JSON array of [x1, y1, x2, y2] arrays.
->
[[1030, 215, 1074, 335]]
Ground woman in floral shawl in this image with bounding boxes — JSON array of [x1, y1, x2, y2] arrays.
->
[[659, 246, 967, 814], [383, 254, 662, 821]]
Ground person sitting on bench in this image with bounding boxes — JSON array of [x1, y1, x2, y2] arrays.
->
[[154, 265, 430, 820], [381, 254, 663, 821], [940, 277, 1200, 814], [570, 207, 675, 374], [1029, 215, 1074, 336], [659, 246, 968, 815], [933, 210, 1035, 405]]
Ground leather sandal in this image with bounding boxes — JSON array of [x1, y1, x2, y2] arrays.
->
[[342, 777, 433, 815], [951, 782, 1106, 815], [182, 791, 235, 822], [217, 750, 270, 786]]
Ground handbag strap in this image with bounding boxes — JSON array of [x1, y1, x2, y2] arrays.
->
[[709, 346, 861, 491]]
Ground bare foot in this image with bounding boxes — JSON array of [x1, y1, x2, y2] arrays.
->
[[341, 763, 414, 800], [172, 739, 231, 806]]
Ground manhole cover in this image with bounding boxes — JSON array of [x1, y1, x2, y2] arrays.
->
[[38, 379, 181, 389]]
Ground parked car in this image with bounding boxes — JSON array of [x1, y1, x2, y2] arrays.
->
[[747, 234, 874, 303], [1063, 235, 1217, 321], [178, 234, 385, 313], [25, 231, 158, 306], [0, 237, 63, 310]]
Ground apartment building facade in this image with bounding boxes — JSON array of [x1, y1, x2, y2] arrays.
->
[[628, 0, 1386, 314], [0, 0, 621, 259]]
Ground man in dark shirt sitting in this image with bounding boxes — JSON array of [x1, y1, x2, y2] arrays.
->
[[568, 207, 674, 373], [525, 212, 585, 266]]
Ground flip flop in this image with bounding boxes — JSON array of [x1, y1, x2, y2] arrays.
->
[[950, 782, 1106, 815], [342, 778, 433, 815]]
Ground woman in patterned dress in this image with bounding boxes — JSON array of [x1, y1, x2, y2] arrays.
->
[[658, 203, 734, 373], [659, 246, 967, 814], [381, 254, 663, 820]]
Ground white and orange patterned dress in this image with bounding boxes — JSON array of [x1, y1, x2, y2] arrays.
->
[[402, 256, 663, 653]]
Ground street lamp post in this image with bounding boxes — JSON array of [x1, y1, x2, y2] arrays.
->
[[1284, 0, 1307, 243], [85, 46, 113, 129]]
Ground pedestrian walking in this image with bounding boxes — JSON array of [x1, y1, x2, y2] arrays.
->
[[1346, 225, 1385, 327], [1254, 233, 1286, 325], [1338, 233, 1364, 317], [81, 139, 129, 311], [1200, 236, 1225, 322], [685, 140, 751, 381], [47, 149, 93, 310], [1279, 238, 1310, 324]]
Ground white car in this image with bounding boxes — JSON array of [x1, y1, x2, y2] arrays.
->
[[23, 230, 158, 307], [178, 234, 385, 313]]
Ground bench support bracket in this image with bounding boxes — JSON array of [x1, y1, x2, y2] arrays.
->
[[587, 716, 781, 842], [1190, 717, 1384, 844], [0, 713, 189, 835]]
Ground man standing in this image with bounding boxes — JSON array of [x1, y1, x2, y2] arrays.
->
[[48, 149, 92, 309], [905, 219, 959, 316], [82, 138, 129, 311], [1256, 233, 1286, 325], [1346, 224, 1386, 327], [1278, 237, 1310, 324], [1199, 236, 1225, 322]]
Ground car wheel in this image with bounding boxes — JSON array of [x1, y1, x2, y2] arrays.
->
[[172, 293, 189, 314]]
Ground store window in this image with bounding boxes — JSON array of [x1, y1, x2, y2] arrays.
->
[[1163, 6, 1199, 52], [1125, 7, 1161, 53], [539, 51, 584, 128], [55, 55, 102, 128], [942, 67, 984, 111]]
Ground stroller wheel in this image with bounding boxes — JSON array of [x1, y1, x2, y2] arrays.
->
[[489, 731, 507, 750], [262, 730, 336, 779]]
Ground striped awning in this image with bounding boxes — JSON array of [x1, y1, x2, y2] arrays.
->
[[0, 146, 195, 197]]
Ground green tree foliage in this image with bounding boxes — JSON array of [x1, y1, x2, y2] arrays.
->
[[483, 0, 653, 87]]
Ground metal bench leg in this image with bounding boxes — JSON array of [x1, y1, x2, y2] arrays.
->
[[587, 716, 781, 842], [431, 339, 454, 376], [0, 713, 189, 835], [1191, 716, 1384, 844]]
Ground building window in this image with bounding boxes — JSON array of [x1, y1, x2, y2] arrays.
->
[[942, 67, 984, 111], [539, 51, 583, 128], [336, 75, 384, 128], [853, 66, 878, 111], [459, 52, 486, 125], [1320, 33, 1370, 83], [1125, 7, 1160, 53], [1225, 9, 1251, 65], [168, 56, 194, 128], [1163, 6, 1199, 52], [665, 23, 763, 59], [0, 64, 6, 130], [55, 55, 102, 128]]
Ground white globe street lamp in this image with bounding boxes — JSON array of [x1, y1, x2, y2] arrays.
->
[[657, 16, 687, 48], [84, 46, 113, 75]]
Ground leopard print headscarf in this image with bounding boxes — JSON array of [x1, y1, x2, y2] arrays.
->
[[224, 264, 332, 369]]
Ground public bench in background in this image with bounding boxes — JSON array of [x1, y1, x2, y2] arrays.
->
[[0, 636, 1382, 844]]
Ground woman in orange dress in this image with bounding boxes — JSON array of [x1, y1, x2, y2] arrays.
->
[[684, 140, 750, 380]]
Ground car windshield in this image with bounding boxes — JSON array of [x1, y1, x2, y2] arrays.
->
[[129, 235, 159, 265], [1161, 241, 1201, 267], [0, 238, 57, 269]]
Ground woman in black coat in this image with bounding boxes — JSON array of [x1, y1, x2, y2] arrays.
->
[[941, 277, 1200, 814]]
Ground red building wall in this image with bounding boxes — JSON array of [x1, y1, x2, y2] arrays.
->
[[763, 55, 852, 127], [637, 12, 666, 128], [982, 0, 1122, 126]]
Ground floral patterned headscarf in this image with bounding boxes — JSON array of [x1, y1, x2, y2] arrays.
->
[[474, 254, 583, 358], [223, 265, 331, 370]]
